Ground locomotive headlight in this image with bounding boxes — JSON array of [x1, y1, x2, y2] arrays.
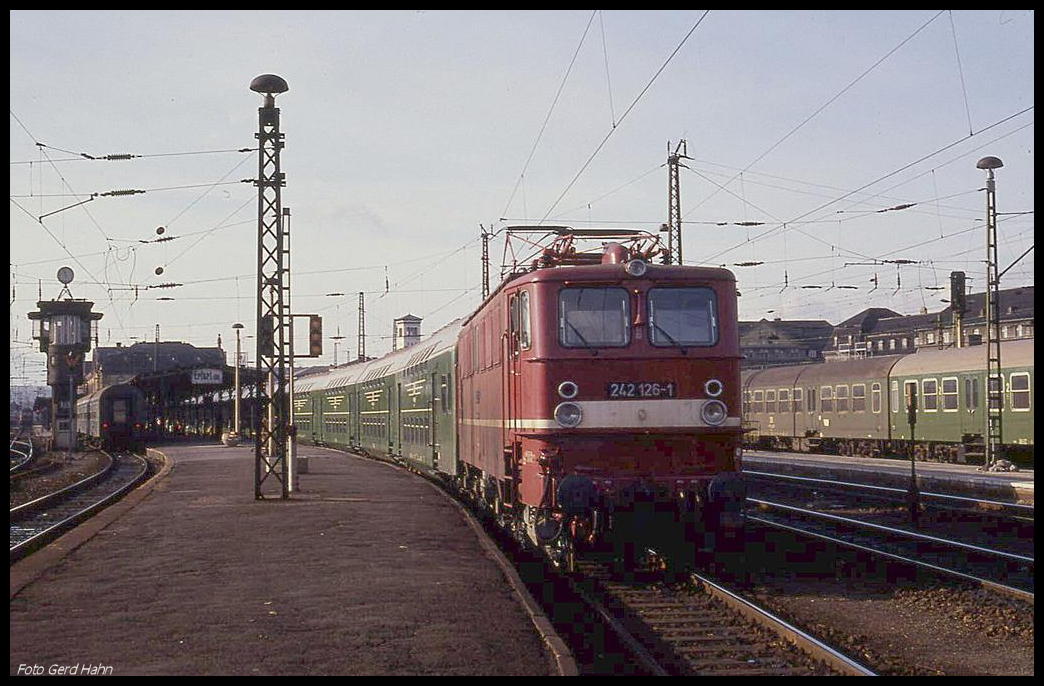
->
[[554, 402, 583, 428], [557, 381, 579, 399], [704, 378, 724, 397], [624, 259, 648, 277], [700, 399, 727, 426]]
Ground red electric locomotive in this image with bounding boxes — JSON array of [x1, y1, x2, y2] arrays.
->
[[457, 228, 745, 571]]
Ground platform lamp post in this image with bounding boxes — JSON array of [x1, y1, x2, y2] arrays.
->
[[222, 323, 245, 447], [251, 73, 291, 499], [977, 156, 1004, 470]]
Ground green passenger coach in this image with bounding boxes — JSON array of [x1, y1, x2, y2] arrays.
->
[[294, 320, 462, 476]]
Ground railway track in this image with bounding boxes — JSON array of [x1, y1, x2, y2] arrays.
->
[[747, 497, 1034, 602], [10, 451, 149, 562], [10, 435, 34, 474], [746, 469, 1034, 522], [569, 557, 875, 676]]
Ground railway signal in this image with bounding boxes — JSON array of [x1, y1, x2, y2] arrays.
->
[[905, 383, 920, 526], [309, 315, 323, 357]]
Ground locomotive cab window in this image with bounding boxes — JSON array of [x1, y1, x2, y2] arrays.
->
[[559, 287, 630, 348], [510, 291, 532, 352], [648, 287, 718, 347]]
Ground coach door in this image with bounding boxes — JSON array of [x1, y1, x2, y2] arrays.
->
[[506, 293, 530, 469]]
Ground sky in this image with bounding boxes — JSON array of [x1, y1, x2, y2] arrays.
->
[[10, 10, 1035, 385]]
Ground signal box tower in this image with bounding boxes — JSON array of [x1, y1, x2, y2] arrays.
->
[[27, 267, 103, 452]]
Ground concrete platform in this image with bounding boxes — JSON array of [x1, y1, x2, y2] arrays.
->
[[10, 443, 565, 675], [744, 450, 1034, 504]]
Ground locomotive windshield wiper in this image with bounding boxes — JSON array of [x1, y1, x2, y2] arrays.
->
[[652, 321, 687, 354], [565, 319, 598, 353]]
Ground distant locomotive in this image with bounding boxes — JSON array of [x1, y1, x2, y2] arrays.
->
[[296, 229, 746, 571], [742, 338, 1033, 467], [76, 383, 148, 451]]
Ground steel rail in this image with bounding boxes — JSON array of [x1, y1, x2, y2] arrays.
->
[[748, 497, 1034, 565], [744, 469, 1034, 514], [566, 573, 670, 676], [10, 452, 115, 518], [748, 514, 1034, 605], [10, 452, 148, 562], [691, 571, 877, 676], [10, 441, 33, 473]]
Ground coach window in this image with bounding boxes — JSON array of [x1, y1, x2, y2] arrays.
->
[[922, 379, 938, 411], [779, 388, 791, 413], [871, 383, 882, 413], [753, 390, 764, 414], [560, 287, 630, 348], [820, 386, 833, 412], [648, 287, 718, 347], [1010, 373, 1030, 411], [941, 378, 959, 411], [835, 385, 849, 412], [766, 389, 777, 413], [793, 387, 804, 413], [808, 387, 816, 413], [852, 384, 866, 412], [891, 381, 899, 413]]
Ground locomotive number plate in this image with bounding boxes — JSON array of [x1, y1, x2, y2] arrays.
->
[[607, 382, 677, 399]]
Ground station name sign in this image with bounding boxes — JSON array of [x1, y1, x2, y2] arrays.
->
[[191, 369, 223, 385]]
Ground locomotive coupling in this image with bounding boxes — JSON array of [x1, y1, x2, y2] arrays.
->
[[556, 474, 598, 517], [707, 472, 747, 528]]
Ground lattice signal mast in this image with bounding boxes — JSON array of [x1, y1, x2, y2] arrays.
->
[[977, 156, 1004, 468], [251, 74, 290, 499], [481, 225, 491, 300], [664, 140, 691, 265]]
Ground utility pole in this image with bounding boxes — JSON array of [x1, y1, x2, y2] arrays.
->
[[977, 156, 1004, 469], [251, 73, 291, 499], [665, 139, 690, 265], [357, 291, 366, 361]]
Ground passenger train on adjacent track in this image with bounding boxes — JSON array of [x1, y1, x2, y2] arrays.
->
[[741, 338, 1033, 467], [75, 382, 148, 451], [295, 230, 746, 570]]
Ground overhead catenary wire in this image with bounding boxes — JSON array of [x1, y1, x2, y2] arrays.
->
[[539, 10, 711, 224], [500, 10, 598, 219], [11, 145, 255, 165], [688, 10, 948, 217], [698, 105, 1034, 267]]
